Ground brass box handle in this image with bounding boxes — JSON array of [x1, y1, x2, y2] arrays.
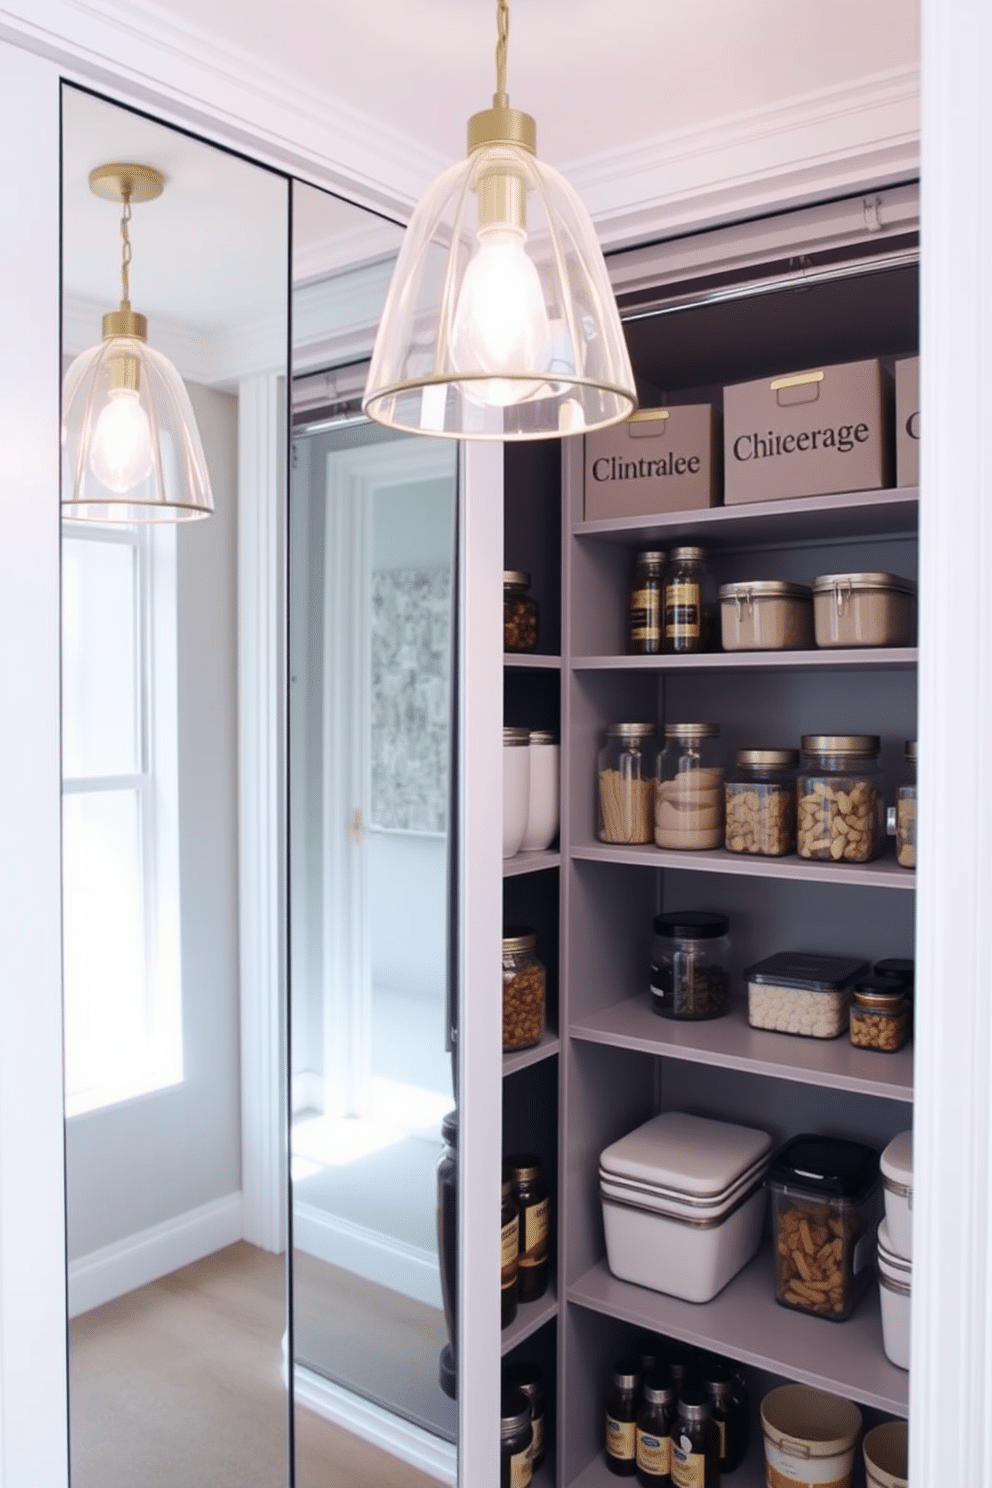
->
[[627, 407, 670, 441], [771, 370, 824, 407]]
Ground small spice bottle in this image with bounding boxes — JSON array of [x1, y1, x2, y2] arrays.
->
[[598, 723, 657, 844], [504, 571, 539, 653], [701, 1357, 748, 1474], [725, 748, 799, 856], [670, 1387, 720, 1488], [500, 1172, 520, 1329], [849, 976, 911, 1053], [605, 1359, 642, 1476], [500, 1386, 534, 1488], [896, 740, 917, 868], [636, 1369, 676, 1486], [629, 549, 666, 656], [505, 1154, 550, 1303], [502, 928, 546, 1052], [502, 1362, 546, 1472], [664, 547, 714, 655]]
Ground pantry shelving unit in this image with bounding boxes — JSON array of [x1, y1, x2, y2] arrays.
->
[[495, 201, 919, 1488]]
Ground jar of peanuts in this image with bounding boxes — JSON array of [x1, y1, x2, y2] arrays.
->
[[796, 735, 884, 863], [896, 740, 917, 869], [849, 976, 911, 1052], [502, 927, 546, 1052], [768, 1134, 881, 1322], [725, 748, 799, 856]]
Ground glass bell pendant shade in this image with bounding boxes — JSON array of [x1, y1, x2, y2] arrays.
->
[[363, 109, 638, 440], [62, 313, 213, 523]]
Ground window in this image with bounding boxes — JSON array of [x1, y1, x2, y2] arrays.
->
[[61, 521, 182, 1116]]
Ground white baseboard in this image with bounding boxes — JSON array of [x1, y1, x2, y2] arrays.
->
[[293, 1200, 442, 1309], [294, 1364, 456, 1486], [68, 1191, 244, 1318]]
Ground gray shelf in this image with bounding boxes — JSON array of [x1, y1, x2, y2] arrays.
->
[[573, 647, 917, 672], [572, 486, 918, 550], [571, 841, 916, 891], [503, 1030, 560, 1077], [570, 998, 913, 1102], [500, 1285, 558, 1356], [504, 849, 562, 878], [504, 653, 563, 670], [569, 1253, 909, 1417]]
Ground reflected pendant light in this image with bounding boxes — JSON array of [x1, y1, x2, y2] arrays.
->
[[363, 0, 638, 440], [62, 163, 214, 522]]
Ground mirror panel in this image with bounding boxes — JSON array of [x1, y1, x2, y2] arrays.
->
[[61, 85, 290, 1486], [289, 181, 459, 1487]]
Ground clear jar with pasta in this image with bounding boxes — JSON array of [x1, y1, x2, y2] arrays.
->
[[796, 735, 884, 863], [598, 723, 657, 844], [725, 749, 798, 856], [896, 740, 917, 869], [655, 722, 723, 850]]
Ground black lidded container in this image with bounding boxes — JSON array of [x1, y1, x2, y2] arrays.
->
[[502, 1361, 546, 1472], [768, 1133, 881, 1321], [501, 1386, 534, 1488], [605, 1358, 642, 1476]]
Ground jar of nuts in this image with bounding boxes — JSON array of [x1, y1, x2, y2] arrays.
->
[[504, 571, 539, 653], [896, 741, 917, 869], [849, 977, 910, 1052], [502, 926, 546, 1051], [725, 749, 799, 856], [650, 910, 731, 1021], [768, 1134, 881, 1322], [796, 734, 884, 863]]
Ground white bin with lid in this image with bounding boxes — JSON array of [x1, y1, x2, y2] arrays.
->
[[877, 1218, 911, 1370], [880, 1129, 913, 1260], [599, 1111, 772, 1303]]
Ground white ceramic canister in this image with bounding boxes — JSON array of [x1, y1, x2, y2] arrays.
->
[[520, 730, 560, 852], [760, 1385, 862, 1488], [880, 1129, 913, 1260], [503, 727, 530, 858], [863, 1421, 908, 1488], [877, 1218, 912, 1370]]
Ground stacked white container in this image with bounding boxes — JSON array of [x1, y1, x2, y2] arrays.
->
[[599, 1111, 772, 1303], [878, 1130, 913, 1370]]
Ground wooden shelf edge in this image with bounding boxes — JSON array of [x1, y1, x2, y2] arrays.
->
[[569, 998, 913, 1102]]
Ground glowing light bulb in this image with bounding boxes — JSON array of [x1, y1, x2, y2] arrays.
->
[[450, 227, 551, 406], [88, 387, 155, 494]]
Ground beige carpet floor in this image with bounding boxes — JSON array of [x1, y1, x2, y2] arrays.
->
[[69, 1241, 441, 1488]]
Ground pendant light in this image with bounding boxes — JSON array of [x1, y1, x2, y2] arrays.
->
[[363, 0, 638, 440], [62, 163, 214, 522]]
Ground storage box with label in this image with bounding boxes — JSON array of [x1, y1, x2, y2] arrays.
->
[[723, 358, 892, 505], [895, 356, 919, 487], [584, 405, 720, 520]]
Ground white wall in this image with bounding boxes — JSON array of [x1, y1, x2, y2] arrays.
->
[[65, 383, 242, 1258]]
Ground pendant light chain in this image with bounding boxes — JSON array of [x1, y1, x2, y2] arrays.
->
[[494, 0, 510, 108], [119, 186, 133, 312]]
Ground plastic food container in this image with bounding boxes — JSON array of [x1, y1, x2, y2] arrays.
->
[[812, 571, 916, 648], [649, 910, 731, 1021], [745, 951, 867, 1038], [725, 748, 798, 856], [600, 1111, 772, 1303], [877, 1218, 911, 1370], [849, 977, 910, 1052], [760, 1385, 862, 1488], [768, 1134, 881, 1320], [863, 1421, 909, 1488], [797, 734, 884, 863], [719, 580, 814, 651], [880, 1129, 913, 1260]]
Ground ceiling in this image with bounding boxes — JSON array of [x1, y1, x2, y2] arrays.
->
[[118, 0, 919, 171]]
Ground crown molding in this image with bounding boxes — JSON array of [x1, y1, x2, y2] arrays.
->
[[0, 0, 444, 219], [1, 3, 919, 251], [567, 64, 920, 249]]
